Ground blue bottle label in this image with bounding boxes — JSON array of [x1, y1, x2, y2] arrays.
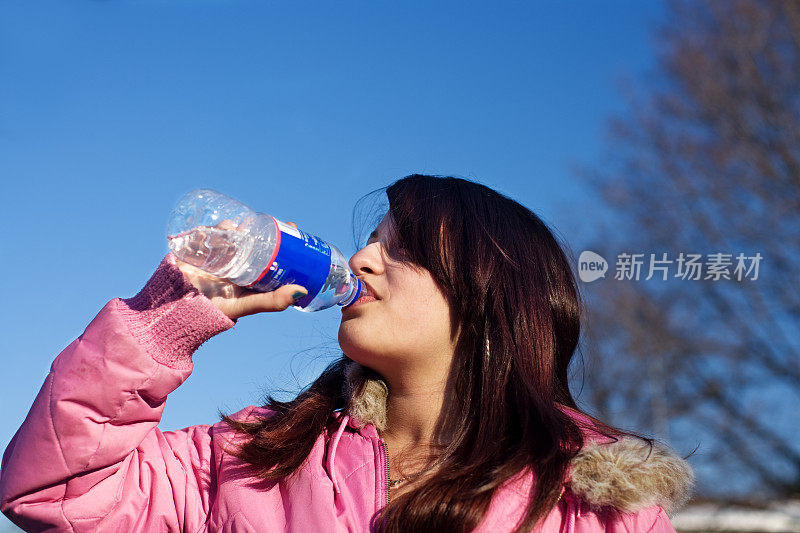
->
[[248, 218, 332, 307]]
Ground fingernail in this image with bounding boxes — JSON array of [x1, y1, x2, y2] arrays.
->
[[292, 291, 307, 302]]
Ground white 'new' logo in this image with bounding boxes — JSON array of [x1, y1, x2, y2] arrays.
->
[[578, 251, 608, 282]]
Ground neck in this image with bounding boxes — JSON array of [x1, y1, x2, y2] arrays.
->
[[343, 354, 459, 483], [378, 358, 459, 452], [382, 381, 445, 448]]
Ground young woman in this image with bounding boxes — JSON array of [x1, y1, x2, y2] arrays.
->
[[0, 175, 692, 532]]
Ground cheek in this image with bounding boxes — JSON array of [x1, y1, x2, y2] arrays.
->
[[391, 282, 453, 344], [410, 299, 453, 342]]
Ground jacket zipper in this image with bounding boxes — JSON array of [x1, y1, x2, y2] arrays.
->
[[381, 440, 390, 505]]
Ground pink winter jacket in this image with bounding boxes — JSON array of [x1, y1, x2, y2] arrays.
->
[[0, 255, 692, 532]]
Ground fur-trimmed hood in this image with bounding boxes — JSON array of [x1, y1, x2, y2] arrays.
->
[[567, 437, 693, 513], [344, 363, 694, 515]]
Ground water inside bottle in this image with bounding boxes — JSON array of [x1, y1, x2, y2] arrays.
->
[[167, 225, 251, 278]]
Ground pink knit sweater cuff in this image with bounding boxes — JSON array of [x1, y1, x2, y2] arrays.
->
[[118, 253, 235, 369]]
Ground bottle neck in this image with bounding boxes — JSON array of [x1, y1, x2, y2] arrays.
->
[[339, 275, 362, 307]]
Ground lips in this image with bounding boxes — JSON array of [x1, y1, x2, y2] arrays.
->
[[349, 280, 379, 307]]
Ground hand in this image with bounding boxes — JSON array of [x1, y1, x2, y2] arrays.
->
[[174, 220, 307, 320]]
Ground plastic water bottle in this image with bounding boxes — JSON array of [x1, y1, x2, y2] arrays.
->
[[166, 188, 361, 312]]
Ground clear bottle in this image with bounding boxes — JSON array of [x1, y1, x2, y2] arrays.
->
[[166, 188, 361, 312]]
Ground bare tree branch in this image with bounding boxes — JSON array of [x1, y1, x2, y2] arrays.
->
[[573, 0, 800, 498]]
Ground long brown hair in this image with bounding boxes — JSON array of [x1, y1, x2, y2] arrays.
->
[[224, 175, 621, 532]]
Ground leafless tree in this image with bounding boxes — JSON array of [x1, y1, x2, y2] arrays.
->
[[574, 0, 800, 498]]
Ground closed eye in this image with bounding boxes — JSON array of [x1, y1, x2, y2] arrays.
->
[[365, 229, 381, 247]]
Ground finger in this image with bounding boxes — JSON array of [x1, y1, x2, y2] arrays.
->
[[234, 284, 309, 316], [287, 221, 298, 228]]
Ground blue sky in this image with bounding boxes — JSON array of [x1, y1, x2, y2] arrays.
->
[[0, 2, 663, 526]]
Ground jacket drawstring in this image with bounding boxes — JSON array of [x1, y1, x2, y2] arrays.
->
[[565, 496, 575, 533], [562, 489, 580, 533], [327, 413, 350, 495]]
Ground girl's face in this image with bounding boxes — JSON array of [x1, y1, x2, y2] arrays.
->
[[338, 216, 458, 378]]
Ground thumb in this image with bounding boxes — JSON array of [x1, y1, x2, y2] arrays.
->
[[233, 284, 309, 317]]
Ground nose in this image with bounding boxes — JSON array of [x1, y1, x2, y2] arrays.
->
[[349, 242, 384, 277]]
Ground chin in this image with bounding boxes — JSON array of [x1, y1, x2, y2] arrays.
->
[[337, 326, 387, 372], [338, 325, 368, 362]]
